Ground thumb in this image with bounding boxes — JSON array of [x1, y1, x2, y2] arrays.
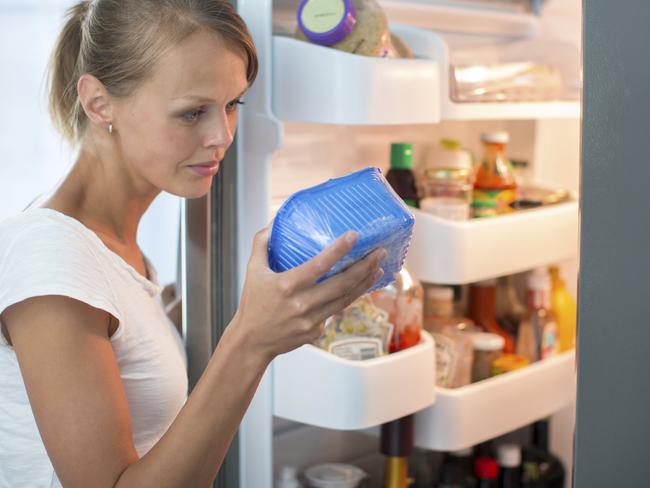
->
[[249, 226, 271, 267]]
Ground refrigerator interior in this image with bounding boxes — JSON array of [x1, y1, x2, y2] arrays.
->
[[236, 0, 582, 486]]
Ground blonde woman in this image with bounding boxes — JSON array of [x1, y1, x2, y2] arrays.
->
[[0, 1, 385, 486]]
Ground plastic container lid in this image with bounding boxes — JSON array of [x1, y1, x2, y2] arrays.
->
[[269, 167, 415, 292], [297, 0, 357, 46], [475, 457, 499, 479], [426, 285, 454, 301], [481, 131, 510, 145], [390, 143, 414, 170], [497, 444, 522, 468], [472, 332, 505, 352], [304, 463, 366, 488]]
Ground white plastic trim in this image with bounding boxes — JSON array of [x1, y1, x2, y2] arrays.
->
[[273, 331, 436, 430], [406, 201, 579, 285], [415, 350, 576, 451]]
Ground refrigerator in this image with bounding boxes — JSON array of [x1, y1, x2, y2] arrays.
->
[[180, 0, 650, 487]]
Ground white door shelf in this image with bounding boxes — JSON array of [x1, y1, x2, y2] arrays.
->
[[272, 25, 441, 125], [406, 201, 579, 285], [273, 331, 436, 430], [415, 350, 576, 452]]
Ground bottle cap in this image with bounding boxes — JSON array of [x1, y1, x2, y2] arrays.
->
[[297, 0, 357, 46], [527, 267, 551, 292], [426, 139, 473, 170], [481, 131, 510, 144], [497, 444, 522, 468], [472, 332, 505, 352], [426, 285, 454, 301], [474, 457, 499, 479], [390, 143, 414, 170]]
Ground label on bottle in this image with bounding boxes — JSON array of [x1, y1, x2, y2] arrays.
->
[[432, 333, 458, 387], [541, 319, 559, 359], [328, 337, 383, 361], [473, 188, 517, 215]]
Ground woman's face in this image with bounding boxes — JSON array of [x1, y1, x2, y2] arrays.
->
[[111, 29, 249, 199]]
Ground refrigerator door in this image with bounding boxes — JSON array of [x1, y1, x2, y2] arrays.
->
[[575, 1, 650, 486]]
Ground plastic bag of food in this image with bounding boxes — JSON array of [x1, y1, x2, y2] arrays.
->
[[315, 295, 393, 360], [268, 167, 414, 292]]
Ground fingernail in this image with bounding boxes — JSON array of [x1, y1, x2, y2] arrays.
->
[[378, 249, 388, 260], [345, 231, 358, 244]]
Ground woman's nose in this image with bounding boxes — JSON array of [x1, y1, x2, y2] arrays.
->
[[203, 112, 234, 149]]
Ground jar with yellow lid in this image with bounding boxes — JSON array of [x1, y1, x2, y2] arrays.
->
[[419, 167, 473, 221]]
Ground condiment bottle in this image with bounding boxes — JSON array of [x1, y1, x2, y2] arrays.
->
[[469, 279, 515, 353], [386, 143, 419, 208], [516, 268, 559, 362], [471, 332, 505, 382], [473, 132, 517, 217], [549, 266, 577, 352]]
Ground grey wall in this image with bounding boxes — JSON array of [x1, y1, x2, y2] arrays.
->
[[575, 0, 650, 486]]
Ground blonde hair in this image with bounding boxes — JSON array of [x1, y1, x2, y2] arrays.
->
[[47, 0, 258, 143]]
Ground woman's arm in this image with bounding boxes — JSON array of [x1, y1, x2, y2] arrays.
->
[[3, 228, 384, 488]]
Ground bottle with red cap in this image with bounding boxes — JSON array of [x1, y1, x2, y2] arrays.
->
[[475, 456, 499, 488]]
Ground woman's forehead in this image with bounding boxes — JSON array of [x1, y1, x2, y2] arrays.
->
[[145, 30, 249, 102]]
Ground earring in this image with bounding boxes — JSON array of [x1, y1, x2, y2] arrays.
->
[[108, 123, 113, 134]]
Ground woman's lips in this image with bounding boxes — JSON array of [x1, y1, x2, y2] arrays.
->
[[188, 160, 220, 177]]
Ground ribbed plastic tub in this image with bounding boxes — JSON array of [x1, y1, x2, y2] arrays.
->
[[269, 167, 414, 291]]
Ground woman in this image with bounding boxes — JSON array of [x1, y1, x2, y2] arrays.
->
[[0, 1, 385, 486]]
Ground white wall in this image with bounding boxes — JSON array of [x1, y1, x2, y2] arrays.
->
[[0, 0, 180, 285]]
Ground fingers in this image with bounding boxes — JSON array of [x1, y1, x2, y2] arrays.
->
[[289, 231, 358, 287], [312, 247, 387, 304], [309, 266, 385, 326]]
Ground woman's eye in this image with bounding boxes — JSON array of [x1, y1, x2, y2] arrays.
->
[[182, 108, 205, 122], [226, 99, 245, 114]]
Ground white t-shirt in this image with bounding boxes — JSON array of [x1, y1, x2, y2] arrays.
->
[[0, 208, 188, 488]]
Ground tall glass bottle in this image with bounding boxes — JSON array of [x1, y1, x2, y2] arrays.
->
[[386, 142, 419, 208], [469, 279, 515, 354], [516, 268, 559, 363]]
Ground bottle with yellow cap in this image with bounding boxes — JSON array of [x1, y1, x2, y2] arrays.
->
[[549, 266, 577, 352]]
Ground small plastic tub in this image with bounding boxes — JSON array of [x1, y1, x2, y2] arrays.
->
[[268, 167, 415, 291], [304, 463, 367, 488]]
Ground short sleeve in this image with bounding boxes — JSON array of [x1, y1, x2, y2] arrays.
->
[[0, 217, 123, 342]]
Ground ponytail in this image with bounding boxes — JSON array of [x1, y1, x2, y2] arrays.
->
[[47, 1, 91, 143]]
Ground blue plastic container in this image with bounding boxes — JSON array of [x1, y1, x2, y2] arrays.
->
[[268, 167, 415, 291]]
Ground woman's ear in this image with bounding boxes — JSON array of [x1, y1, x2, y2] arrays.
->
[[77, 73, 113, 130]]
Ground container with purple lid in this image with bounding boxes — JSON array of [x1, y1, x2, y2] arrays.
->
[[297, 0, 357, 46]]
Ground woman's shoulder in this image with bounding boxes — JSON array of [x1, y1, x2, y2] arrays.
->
[[1, 208, 97, 248], [0, 208, 108, 274]]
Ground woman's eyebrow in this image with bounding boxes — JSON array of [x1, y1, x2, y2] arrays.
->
[[174, 88, 248, 104]]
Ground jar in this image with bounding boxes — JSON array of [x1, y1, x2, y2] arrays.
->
[[419, 168, 472, 221], [471, 332, 505, 382]]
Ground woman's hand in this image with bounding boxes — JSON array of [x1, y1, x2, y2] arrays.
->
[[231, 227, 386, 362]]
